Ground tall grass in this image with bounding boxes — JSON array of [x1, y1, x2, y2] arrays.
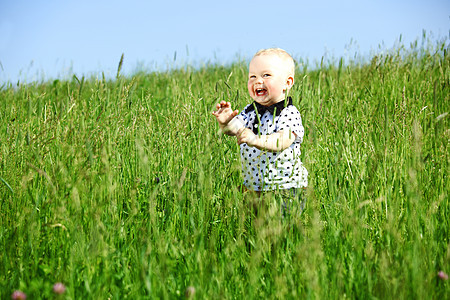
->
[[0, 37, 448, 299]]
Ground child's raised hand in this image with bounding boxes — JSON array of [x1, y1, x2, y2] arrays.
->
[[212, 101, 239, 126]]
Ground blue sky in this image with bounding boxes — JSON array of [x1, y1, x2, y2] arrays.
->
[[0, 0, 449, 83]]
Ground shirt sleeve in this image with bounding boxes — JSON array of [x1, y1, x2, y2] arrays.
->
[[278, 106, 304, 143], [237, 104, 252, 128]]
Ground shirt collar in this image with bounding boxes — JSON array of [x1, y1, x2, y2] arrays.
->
[[244, 97, 293, 134]]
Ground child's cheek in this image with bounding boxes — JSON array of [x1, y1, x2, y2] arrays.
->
[[247, 83, 254, 96]]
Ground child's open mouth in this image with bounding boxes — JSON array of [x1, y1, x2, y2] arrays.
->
[[255, 88, 267, 96]]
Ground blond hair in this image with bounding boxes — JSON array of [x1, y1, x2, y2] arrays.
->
[[253, 48, 295, 77]]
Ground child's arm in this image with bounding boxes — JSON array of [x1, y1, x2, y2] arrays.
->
[[212, 101, 243, 136], [236, 128, 295, 152]]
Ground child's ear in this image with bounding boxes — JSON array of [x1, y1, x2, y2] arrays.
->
[[285, 76, 294, 91]]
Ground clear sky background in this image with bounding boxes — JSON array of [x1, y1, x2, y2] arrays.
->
[[0, 0, 449, 83]]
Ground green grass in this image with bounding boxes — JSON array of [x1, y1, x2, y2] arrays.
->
[[1, 37, 449, 299]]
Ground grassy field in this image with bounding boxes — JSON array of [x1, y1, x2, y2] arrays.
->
[[1, 37, 449, 299]]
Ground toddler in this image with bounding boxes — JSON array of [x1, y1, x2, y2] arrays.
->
[[212, 48, 308, 211]]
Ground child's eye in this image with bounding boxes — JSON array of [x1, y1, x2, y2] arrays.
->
[[263, 74, 271, 78], [249, 75, 256, 79]]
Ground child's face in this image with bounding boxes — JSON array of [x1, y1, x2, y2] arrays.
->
[[247, 54, 294, 106]]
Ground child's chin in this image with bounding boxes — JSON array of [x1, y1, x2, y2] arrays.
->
[[253, 97, 269, 105], [254, 98, 278, 106]]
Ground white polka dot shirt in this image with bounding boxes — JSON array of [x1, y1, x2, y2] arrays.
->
[[236, 102, 308, 191]]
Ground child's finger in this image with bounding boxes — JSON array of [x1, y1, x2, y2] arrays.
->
[[211, 104, 219, 115], [212, 102, 227, 115]]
